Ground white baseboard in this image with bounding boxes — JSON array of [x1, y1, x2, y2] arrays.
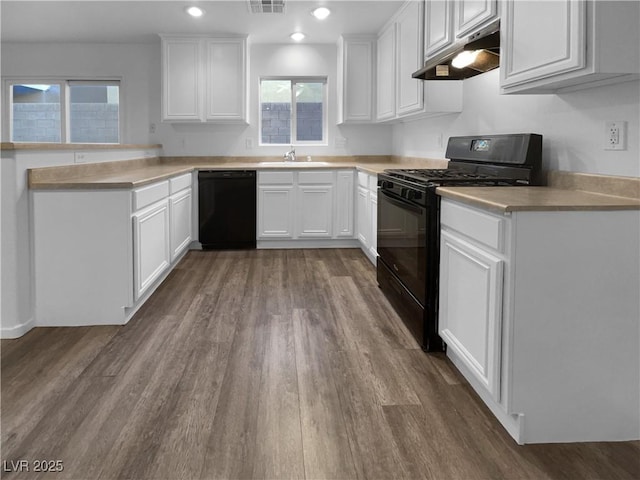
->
[[1, 316, 36, 339]]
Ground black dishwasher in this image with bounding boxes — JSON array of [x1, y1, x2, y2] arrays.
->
[[198, 170, 256, 250]]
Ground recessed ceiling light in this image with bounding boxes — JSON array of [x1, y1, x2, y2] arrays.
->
[[290, 32, 305, 42], [185, 6, 205, 17], [312, 7, 331, 20]]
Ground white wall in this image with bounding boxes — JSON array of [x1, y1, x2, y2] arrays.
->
[[1, 42, 155, 144], [393, 69, 640, 177], [153, 42, 392, 156]]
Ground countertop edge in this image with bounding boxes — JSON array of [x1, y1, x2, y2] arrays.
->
[[437, 186, 640, 212]]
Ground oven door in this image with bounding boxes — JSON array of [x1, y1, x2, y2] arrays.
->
[[377, 188, 427, 306]]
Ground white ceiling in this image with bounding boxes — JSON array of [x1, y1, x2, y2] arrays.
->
[[0, 0, 404, 44]]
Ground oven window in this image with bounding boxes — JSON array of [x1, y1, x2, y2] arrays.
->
[[377, 191, 427, 306]]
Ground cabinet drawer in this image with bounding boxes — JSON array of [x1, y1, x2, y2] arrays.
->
[[441, 200, 504, 252], [170, 173, 192, 194], [133, 181, 170, 212], [258, 171, 294, 185], [298, 171, 333, 184]]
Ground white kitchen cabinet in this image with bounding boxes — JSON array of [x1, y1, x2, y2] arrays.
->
[[356, 171, 378, 265], [378, 1, 462, 122], [439, 197, 640, 444], [335, 170, 355, 237], [257, 170, 296, 239], [32, 173, 194, 328], [204, 38, 247, 121], [169, 188, 193, 262], [424, 0, 454, 57], [439, 229, 503, 401], [161, 37, 202, 121], [356, 185, 370, 247], [376, 24, 396, 121], [296, 170, 334, 238], [133, 199, 171, 301], [257, 169, 357, 247], [455, 0, 498, 38], [396, 0, 425, 116], [160, 35, 248, 122], [337, 36, 376, 124], [500, 0, 640, 93], [424, 0, 496, 62]]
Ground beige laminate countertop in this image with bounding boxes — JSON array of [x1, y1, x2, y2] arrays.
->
[[28, 161, 399, 190], [437, 186, 640, 213]]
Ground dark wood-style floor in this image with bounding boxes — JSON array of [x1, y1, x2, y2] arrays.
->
[[2, 249, 639, 480]]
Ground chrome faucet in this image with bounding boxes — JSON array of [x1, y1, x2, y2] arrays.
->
[[283, 146, 296, 162]]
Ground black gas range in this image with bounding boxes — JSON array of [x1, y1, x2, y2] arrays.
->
[[376, 134, 542, 351]]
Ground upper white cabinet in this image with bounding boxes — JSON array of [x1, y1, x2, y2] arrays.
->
[[396, 0, 426, 116], [161, 35, 248, 123], [424, 0, 454, 57], [376, 24, 397, 121], [337, 36, 376, 124], [500, 0, 640, 93], [424, 0, 497, 61], [378, 0, 462, 122], [455, 0, 498, 38], [161, 38, 201, 121]]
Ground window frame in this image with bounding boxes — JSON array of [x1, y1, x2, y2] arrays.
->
[[3, 77, 123, 144], [259, 76, 328, 147]]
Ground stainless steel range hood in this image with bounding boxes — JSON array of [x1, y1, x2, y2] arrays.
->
[[413, 20, 500, 81]]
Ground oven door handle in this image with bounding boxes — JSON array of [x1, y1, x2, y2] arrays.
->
[[379, 189, 424, 215]]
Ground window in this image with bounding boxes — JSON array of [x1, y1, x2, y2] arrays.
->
[[260, 78, 326, 145], [7, 80, 120, 143]]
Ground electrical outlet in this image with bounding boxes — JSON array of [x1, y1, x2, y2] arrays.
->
[[149, 123, 156, 134], [245, 138, 253, 149], [605, 121, 627, 151], [74, 152, 87, 163], [335, 137, 348, 148]]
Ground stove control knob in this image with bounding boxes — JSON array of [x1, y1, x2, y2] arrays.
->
[[380, 180, 394, 189], [407, 190, 421, 201]]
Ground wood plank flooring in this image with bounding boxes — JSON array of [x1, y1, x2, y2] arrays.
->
[[2, 249, 639, 480]]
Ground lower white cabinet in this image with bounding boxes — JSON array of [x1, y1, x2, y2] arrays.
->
[[170, 188, 193, 261], [32, 173, 193, 327], [439, 197, 640, 444], [133, 200, 171, 300], [257, 169, 356, 247], [297, 185, 333, 238], [439, 229, 503, 400], [356, 171, 378, 264]]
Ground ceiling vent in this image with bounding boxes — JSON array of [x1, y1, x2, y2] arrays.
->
[[248, 0, 285, 13]]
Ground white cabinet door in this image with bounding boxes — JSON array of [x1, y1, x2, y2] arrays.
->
[[501, 0, 585, 90], [162, 38, 202, 121], [356, 185, 370, 248], [205, 38, 247, 122], [258, 186, 294, 238], [369, 190, 378, 260], [376, 23, 396, 121], [296, 185, 334, 238], [455, 0, 498, 38], [133, 200, 171, 300], [395, 0, 425, 116], [425, 0, 454, 58], [169, 188, 192, 262], [338, 37, 375, 124], [439, 230, 503, 400], [335, 170, 355, 237]]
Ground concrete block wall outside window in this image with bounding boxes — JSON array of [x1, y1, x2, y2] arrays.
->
[[261, 102, 322, 144]]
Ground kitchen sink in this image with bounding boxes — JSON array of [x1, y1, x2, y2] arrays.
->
[[257, 161, 331, 166]]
